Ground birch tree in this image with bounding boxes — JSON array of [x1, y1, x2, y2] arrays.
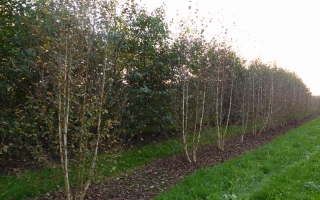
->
[[170, 22, 207, 162], [211, 46, 236, 150], [33, 0, 125, 199], [240, 70, 250, 143]]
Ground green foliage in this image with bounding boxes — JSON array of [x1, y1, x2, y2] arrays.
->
[[119, 4, 173, 136], [0, 0, 57, 161], [1, 0, 320, 163]]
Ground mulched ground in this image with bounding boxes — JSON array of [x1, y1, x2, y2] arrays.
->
[[33, 114, 319, 200]]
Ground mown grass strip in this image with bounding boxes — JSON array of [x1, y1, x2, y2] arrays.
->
[[155, 116, 320, 200], [0, 125, 244, 199]]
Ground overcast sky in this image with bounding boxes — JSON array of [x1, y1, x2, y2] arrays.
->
[[138, 0, 320, 95]]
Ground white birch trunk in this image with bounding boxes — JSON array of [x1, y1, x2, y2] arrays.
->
[[215, 67, 221, 149], [182, 68, 191, 162], [193, 91, 205, 162], [221, 77, 233, 151]]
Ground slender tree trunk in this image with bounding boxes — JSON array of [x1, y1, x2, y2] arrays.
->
[[182, 70, 191, 162], [252, 73, 256, 136], [193, 90, 205, 162], [75, 63, 89, 198], [219, 76, 223, 148], [61, 38, 71, 200], [270, 74, 274, 127], [79, 57, 107, 200], [257, 77, 261, 135], [215, 67, 221, 149], [192, 80, 200, 160], [241, 79, 248, 143], [58, 81, 65, 190], [221, 77, 233, 150]]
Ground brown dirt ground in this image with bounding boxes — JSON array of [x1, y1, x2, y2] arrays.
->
[[32, 114, 319, 200]]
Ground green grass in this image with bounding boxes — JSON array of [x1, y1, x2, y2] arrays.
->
[[0, 125, 244, 199], [155, 116, 320, 200]]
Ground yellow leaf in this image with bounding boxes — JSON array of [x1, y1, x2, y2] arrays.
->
[[44, 43, 50, 50], [45, 36, 51, 41]]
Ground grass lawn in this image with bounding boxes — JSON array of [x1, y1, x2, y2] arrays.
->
[[155, 116, 320, 200], [0, 125, 244, 199]]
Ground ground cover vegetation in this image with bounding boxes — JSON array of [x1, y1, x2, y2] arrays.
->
[[155, 116, 320, 200], [16, 114, 319, 199], [1, 0, 320, 199], [0, 124, 243, 199]]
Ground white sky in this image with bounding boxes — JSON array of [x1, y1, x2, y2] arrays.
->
[[138, 0, 320, 95]]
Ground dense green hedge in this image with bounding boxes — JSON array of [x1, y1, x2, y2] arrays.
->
[[1, 0, 320, 163]]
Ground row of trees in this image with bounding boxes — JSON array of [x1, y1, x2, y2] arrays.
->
[[1, 0, 320, 198]]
